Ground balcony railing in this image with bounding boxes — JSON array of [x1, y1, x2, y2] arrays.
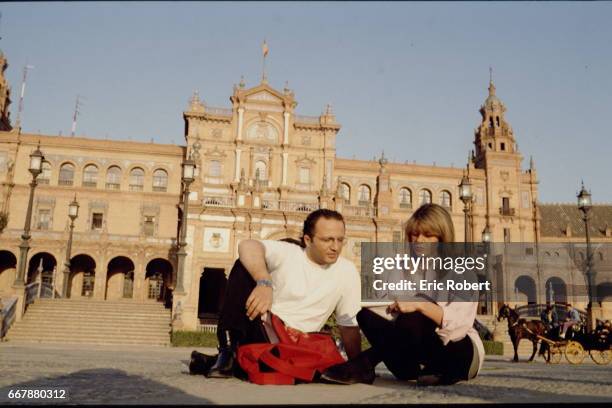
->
[[399, 202, 412, 209], [82, 181, 97, 188], [203, 196, 235, 208], [38, 178, 50, 185], [262, 200, 279, 210], [499, 207, 516, 216], [153, 186, 167, 192], [344, 205, 376, 217], [58, 179, 73, 186], [106, 182, 120, 190], [279, 200, 319, 213], [129, 184, 144, 192], [201, 195, 384, 217]]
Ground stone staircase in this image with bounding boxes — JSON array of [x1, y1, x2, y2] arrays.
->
[[477, 314, 541, 360], [6, 298, 171, 346]]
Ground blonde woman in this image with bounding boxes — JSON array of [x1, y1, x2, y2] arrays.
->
[[321, 203, 485, 386]]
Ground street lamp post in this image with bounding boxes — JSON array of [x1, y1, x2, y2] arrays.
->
[[481, 225, 492, 314], [175, 156, 196, 294], [577, 182, 596, 332], [459, 173, 473, 246], [61, 196, 79, 298], [13, 145, 45, 287]]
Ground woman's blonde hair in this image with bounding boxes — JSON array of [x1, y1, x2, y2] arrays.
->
[[404, 203, 455, 243]]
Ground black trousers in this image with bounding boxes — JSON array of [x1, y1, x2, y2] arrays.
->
[[357, 308, 473, 381], [217, 260, 269, 345]]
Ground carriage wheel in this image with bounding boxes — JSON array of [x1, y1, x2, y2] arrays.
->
[[547, 344, 562, 364], [589, 349, 611, 365], [565, 341, 585, 365]]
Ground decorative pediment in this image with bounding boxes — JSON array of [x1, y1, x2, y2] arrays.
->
[[295, 153, 316, 166], [203, 146, 227, 158], [246, 90, 283, 103]]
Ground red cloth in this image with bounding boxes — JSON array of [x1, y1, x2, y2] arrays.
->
[[237, 314, 345, 385]]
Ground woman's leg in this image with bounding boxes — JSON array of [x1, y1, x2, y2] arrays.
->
[[356, 308, 440, 380], [427, 335, 474, 383]]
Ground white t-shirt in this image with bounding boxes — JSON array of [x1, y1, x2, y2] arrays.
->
[[261, 240, 361, 333]]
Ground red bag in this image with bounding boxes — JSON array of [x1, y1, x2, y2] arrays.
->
[[237, 314, 345, 385]]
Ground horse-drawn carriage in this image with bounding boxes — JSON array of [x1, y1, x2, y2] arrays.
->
[[539, 322, 610, 365], [497, 304, 610, 365]]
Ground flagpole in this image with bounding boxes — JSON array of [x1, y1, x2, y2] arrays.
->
[[262, 40, 269, 83], [262, 53, 266, 83]]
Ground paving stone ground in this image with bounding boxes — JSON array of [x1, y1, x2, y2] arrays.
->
[[0, 341, 611, 404]]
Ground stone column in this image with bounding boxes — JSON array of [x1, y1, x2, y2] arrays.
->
[[134, 255, 146, 302], [268, 148, 273, 186], [234, 149, 242, 182], [282, 152, 288, 186], [283, 112, 290, 145], [93, 254, 107, 300], [237, 108, 244, 141]]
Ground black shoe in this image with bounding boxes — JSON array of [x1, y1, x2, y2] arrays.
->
[[207, 330, 238, 378], [320, 356, 376, 385], [189, 350, 218, 376], [206, 346, 235, 378]]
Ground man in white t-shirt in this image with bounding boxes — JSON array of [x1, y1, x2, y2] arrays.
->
[[191, 209, 362, 378]]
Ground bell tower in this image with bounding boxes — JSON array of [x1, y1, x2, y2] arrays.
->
[[473, 75, 517, 168], [471, 73, 538, 243]]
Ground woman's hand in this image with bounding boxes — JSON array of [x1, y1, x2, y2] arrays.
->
[[386, 300, 423, 314]]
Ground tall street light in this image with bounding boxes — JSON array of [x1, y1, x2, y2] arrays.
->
[[61, 196, 79, 298], [481, 225, 492, 315], [577, 182, 596, 331], [14, 144, 44, 287], [459, 173, 473, 245], [176, 156, 196, 294]]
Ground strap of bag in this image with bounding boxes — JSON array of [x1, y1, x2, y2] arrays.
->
[[259, 344, 320, 381], [237, 343, 295, 385]]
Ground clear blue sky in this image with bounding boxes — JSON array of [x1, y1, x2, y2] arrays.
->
[[1, 2, 611, 203]]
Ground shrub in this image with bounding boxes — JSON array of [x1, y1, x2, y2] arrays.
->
[[483, 340, 503, 355], [171, 330, 218, 347]]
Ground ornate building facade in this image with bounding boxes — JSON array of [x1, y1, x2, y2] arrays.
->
[[0, 53, 609, 330]]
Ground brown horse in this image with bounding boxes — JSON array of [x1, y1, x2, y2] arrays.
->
[[497, 304, 547, 362]]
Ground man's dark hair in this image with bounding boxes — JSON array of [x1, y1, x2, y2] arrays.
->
[[301, 209, 345, 245], [279, 237, 305, 248]]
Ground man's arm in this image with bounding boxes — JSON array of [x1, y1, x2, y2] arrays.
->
[[238, 239, 273, 320], [338, 325, 361, 360]]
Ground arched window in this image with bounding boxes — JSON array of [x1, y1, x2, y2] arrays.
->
[[152, 169, 168, 192], [106, 166, 122, 190], [398, 187, 412, 208], [129, 168, 145, 191], [58, 163, 75, 186], [358, 185, 371, 205], [339, 183, 351, 203], [209, 160, 222, 177], [254, 160, 267, 180], [39, 161, 51, 184], [82, 164, 98, 188], [419, 189, 432, 205], [439, 190, 452, 209]]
